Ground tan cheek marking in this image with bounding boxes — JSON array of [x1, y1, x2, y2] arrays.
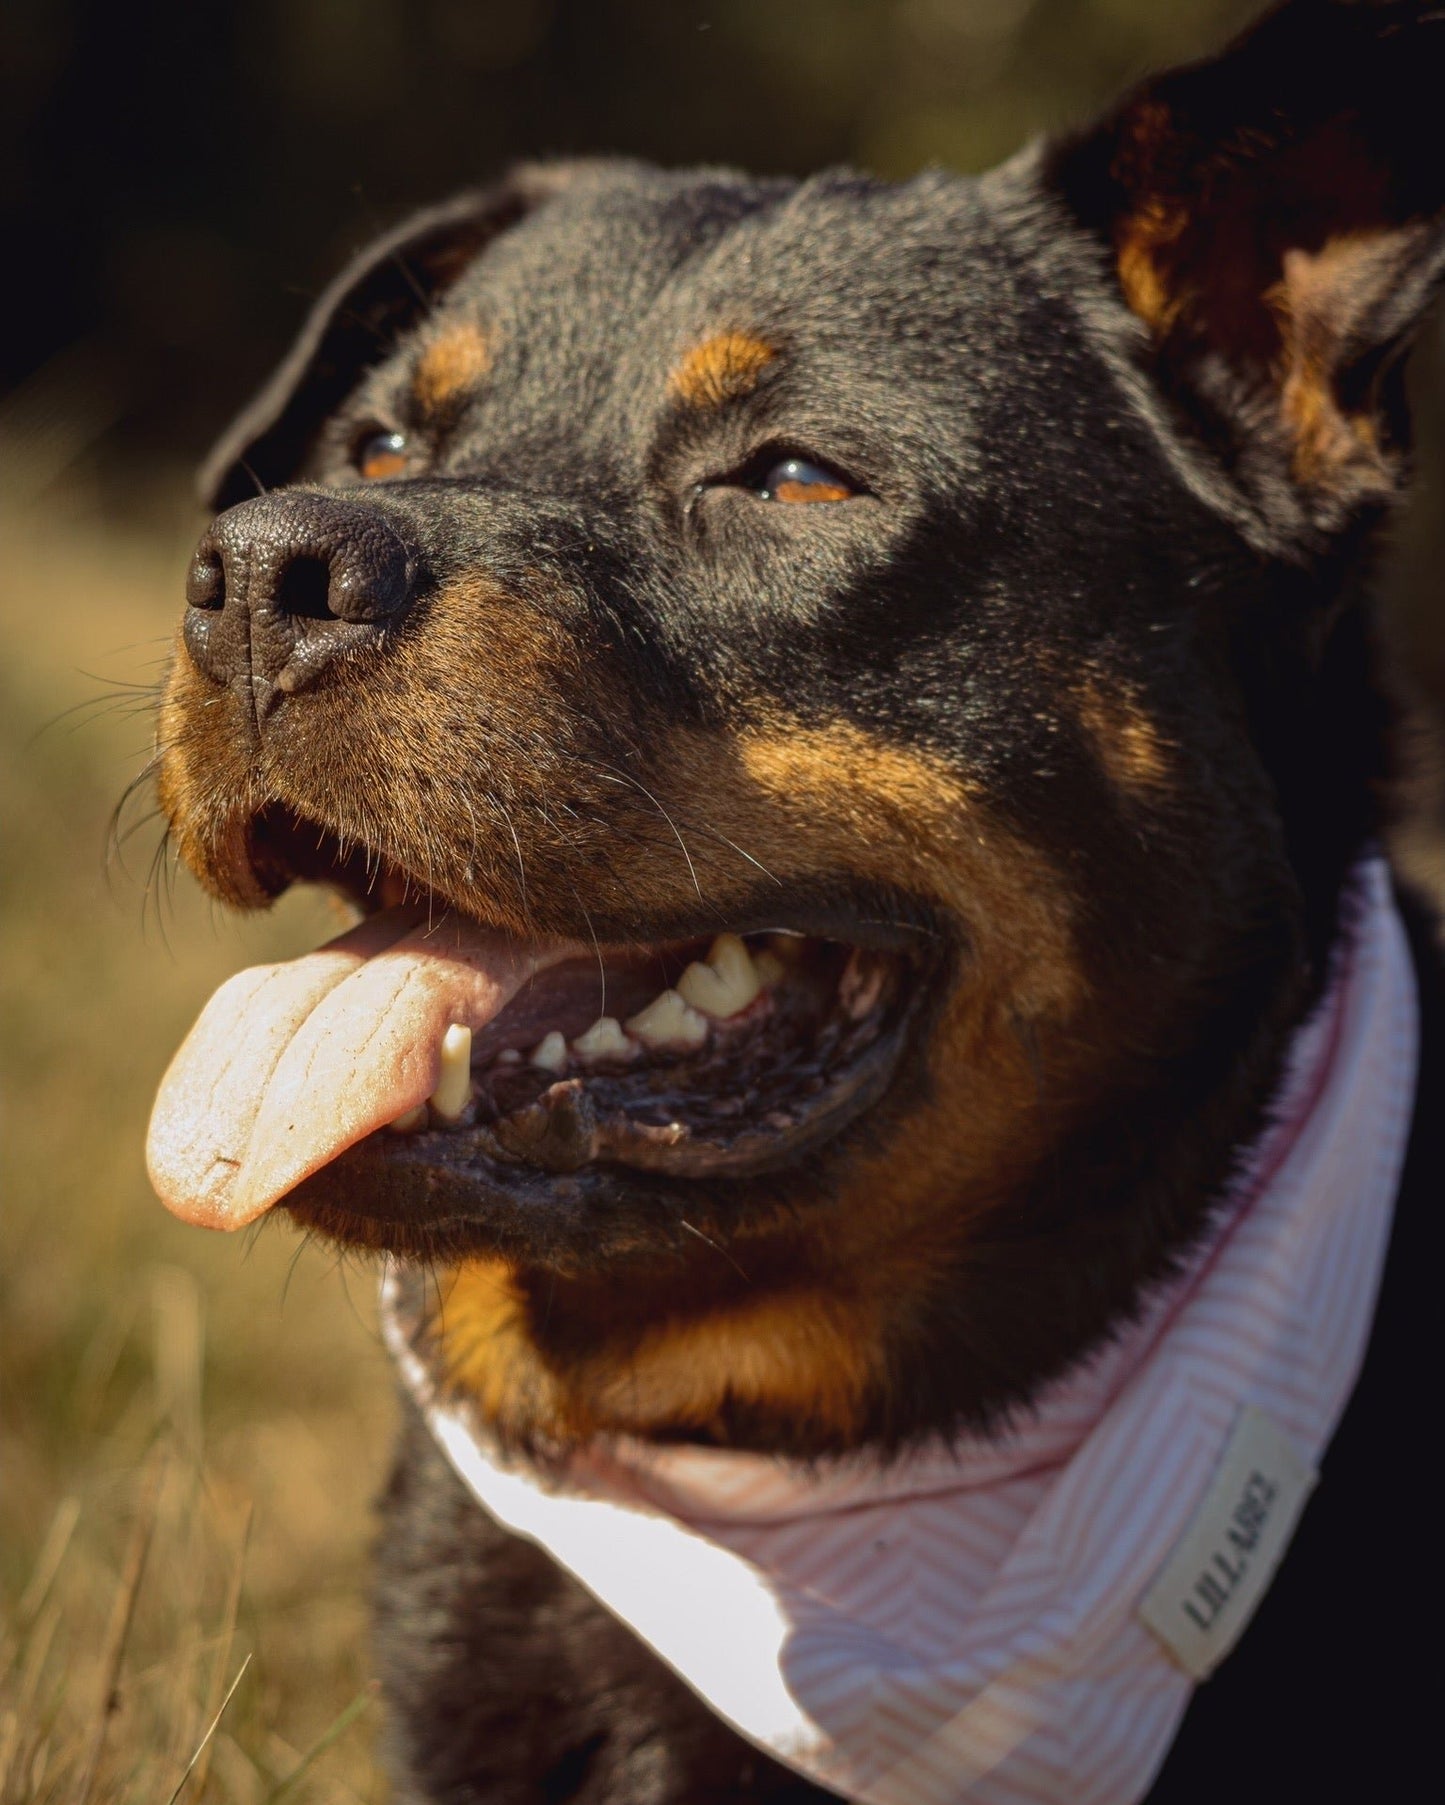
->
[[413, 323, 493, 414], [716, 722, 1084, 1023], [421, 728, 1082, 1449], [1074, 676, 1172, 793], [396, 719, 1089, 1449], [668, 332, 776, 409], [704, 727, 1092, 1287]]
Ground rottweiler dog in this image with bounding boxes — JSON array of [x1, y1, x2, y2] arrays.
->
[[146, 2, 1444, 1800]]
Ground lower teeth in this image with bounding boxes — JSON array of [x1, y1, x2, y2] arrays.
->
[[383, 933, 891, 1144]]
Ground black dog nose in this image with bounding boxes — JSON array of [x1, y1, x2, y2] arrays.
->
[[182, 491, 415, 719]]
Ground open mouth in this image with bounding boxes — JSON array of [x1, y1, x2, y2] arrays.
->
[[147, 807, 928, 1255]]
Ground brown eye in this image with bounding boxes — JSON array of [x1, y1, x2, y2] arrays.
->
[[356, 430, 409, 481], [757, 456, 854, 503]]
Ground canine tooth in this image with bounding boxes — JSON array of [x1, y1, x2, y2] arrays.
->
[[572, 1016, 636, 1063], [625, 989, 709, 1052], [530, 1031, 569, 1073], [676, 933, 762, 1019], [388, 1104, 428, 1134], [429, 1023, 473, 1122]]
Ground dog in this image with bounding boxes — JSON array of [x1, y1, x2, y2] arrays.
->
[[144, 3, 1445, 1799]]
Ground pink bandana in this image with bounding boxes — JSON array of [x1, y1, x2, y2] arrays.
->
[[383, 857, 1416, 1805]]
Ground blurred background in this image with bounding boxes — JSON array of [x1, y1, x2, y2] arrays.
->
[[3, 2, 1442, 1799]]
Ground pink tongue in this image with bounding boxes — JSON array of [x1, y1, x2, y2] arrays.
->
[[147, 908, 562, 1230]]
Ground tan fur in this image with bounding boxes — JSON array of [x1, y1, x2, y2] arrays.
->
[[414, 323, 494, 414], [1115, 202, 1189, 337], [668, 332, 776, 409], [429, 1262, 586, 1437], [721, 723, 1083, 1022], [1109, 94, 1409, 506], [1074, 675, 1172, 793], [1272, 232, 1403, 493], [435, 1262, 882, 1443], [1110, 101, 1191, 336]]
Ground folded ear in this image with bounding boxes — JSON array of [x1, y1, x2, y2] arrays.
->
[[199, 167, 575, 513], [1048, 0, 1445, 538]]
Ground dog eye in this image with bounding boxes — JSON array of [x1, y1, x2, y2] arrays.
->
[[753, 456, 855, 503], [355, 430, 409, 481]]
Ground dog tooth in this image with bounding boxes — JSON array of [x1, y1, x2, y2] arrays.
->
[[572, 1016, 636, 1063], [752, 949, 786, 989], [625, 989, 709, 1052], [429, 1023, 473, 1122], [676, 933, 762, 1019], [839, 953, 886, 1022], [530, 1031, 569, 1073], [494, 1049, 522, 1066], [388, 1104, 429, 1134]]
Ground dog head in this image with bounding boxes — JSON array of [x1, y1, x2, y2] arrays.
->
[[150, 1, 1445, 1453]]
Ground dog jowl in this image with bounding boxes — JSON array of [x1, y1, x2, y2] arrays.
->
[[147, 3, 1443, 1798]]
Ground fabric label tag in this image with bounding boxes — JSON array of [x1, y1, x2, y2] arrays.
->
[[1138, 1405, 1317, 1680]]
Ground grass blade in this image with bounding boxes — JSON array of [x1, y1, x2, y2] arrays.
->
[[184, 1504, 251, 1802], [260, 1684, 377, 1805], [17, 1499, 81, 1625], [164, 1653, 251, 1805]]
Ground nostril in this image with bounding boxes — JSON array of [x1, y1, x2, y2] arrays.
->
[[186, 546, 226, 611], [274, 555, 337, 621], [183, 496, 415, 710]]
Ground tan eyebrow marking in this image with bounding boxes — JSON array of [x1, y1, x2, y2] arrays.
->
[[667, 331, 777, 409], [413, 323, 493, 414]]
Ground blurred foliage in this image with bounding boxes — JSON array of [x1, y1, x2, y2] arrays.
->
[[5, 0, 1260, 480]]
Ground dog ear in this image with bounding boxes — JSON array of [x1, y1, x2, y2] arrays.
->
[[1048, 0, 1445, 536], [199, 168, 572, 513]]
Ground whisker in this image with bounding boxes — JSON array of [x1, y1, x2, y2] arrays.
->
[[591, 762, 704, 902], [678, 1217, 749, 1282]]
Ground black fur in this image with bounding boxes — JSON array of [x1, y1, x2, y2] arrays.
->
[[151, 1, 1445, 1796]]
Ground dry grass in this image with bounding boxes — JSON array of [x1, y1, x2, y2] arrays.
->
[[0, 464, 393, 1800]]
